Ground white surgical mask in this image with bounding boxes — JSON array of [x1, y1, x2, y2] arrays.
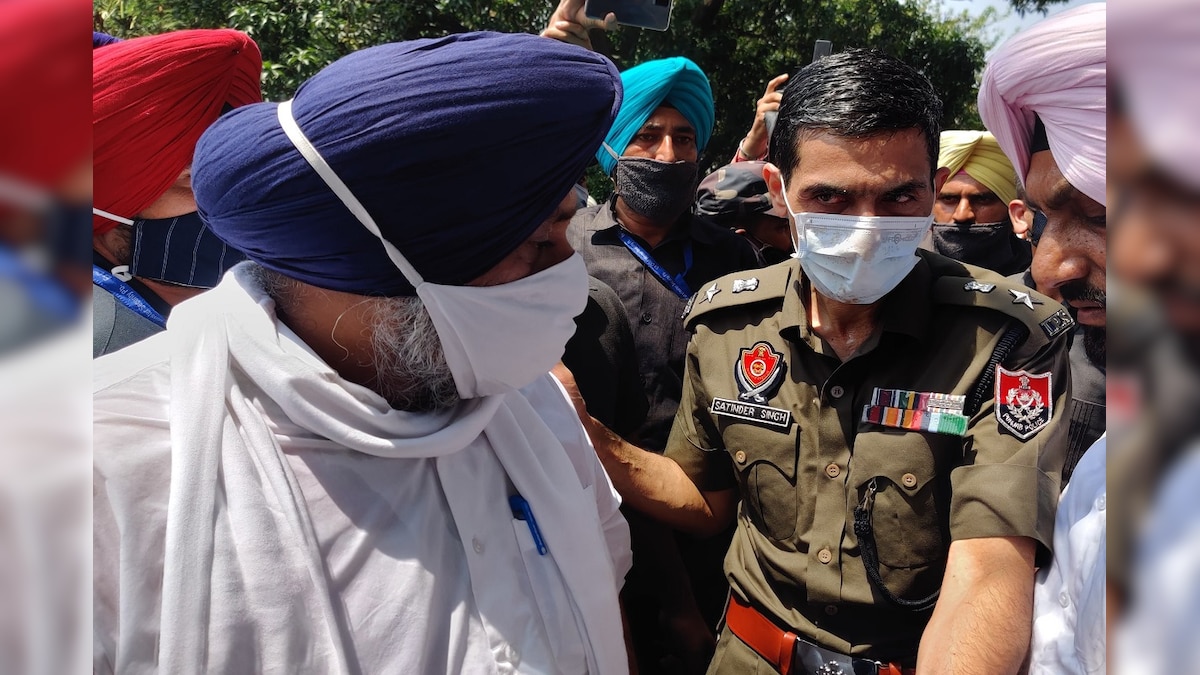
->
[[417, 255, 586, 397], [276, 100, 587, 398], [780, 185, 932, 304]]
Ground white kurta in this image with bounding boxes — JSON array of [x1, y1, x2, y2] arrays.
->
[[1028, 434, 1106, 675], [93, 272, 632, 675]]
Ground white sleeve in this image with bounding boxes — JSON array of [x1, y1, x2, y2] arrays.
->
[[522, 374, 633, 587]]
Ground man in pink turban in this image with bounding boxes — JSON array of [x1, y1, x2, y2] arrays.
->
[[979, 3, 1106, 369], [978, 5, 1107, 674]]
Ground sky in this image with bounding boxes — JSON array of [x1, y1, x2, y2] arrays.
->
[[949, 0, 1096, 53]]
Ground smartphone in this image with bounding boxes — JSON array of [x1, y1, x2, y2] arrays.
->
[[764, 40, 833, 138], [585, 0, 673, 31]]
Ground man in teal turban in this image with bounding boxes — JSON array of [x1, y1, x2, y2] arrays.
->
[[564, 51, 760, 675]]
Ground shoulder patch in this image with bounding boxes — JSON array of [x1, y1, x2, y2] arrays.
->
[[995, 367, 1053, 439], [933, 273, 1074, 351], [682, 261, 794, 328]]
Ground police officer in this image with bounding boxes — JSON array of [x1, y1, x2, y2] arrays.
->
[[574, 49, 1071, 674], [695, 160, 795, 266]]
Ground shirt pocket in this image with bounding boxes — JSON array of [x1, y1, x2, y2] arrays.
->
[[850, 430, 946, 569], [511, 509, 589, 673], [725, 425, 799, 541]]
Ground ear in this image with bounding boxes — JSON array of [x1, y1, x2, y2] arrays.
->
[[764, 162, 786, 213], [1008, 199, 1032, 237], [932, 166, 951, 195]]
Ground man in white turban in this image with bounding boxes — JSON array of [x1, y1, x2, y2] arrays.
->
[[978, 5, 1107, 674]]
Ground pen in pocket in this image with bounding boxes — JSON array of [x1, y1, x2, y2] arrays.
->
[[509, 494, 548, 555]]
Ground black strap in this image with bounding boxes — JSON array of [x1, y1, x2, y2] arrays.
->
[[965, 322, 1029, 417], [855, 322, 1030, 612], [853, 479, 939, 611]]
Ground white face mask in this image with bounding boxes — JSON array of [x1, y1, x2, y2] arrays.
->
[[418, 254, 586, 398], [276, 99, 586, 399], [780, 185, 932, 304]]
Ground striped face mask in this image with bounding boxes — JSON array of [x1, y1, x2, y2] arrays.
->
[[93, 208, 246, 288]]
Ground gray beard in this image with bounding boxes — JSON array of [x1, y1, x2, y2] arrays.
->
[[364, 295, 460, 412], [249, 263, 459, 412]]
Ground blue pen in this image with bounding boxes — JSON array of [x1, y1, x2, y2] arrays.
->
[[509, 495, 548, 555]]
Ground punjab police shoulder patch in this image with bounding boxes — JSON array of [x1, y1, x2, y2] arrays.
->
[[995, 367, 1052, 439], [735, 341, 786, 403]]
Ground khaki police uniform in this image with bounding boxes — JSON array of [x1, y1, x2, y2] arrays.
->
[[664, 250, 1072, 670]]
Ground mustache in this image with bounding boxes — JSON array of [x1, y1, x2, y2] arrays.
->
[[1059, 281, 1106, 307], [1149, 277, 1200, 305]]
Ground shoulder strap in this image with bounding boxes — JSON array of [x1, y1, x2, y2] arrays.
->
[[932, 273, 1074, 353], [682, 261, 794, 328]]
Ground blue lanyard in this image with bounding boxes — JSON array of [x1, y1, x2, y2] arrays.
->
[[92, 265, 167, 328], [616, 229, 693, 300]]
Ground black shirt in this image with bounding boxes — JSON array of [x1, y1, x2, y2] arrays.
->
[[567, 199, 761, 450]]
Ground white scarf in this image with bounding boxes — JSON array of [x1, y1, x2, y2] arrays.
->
[[157, 266, 626, 674]]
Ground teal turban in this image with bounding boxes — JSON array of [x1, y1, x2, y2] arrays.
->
[[596, 56, 714, 174]]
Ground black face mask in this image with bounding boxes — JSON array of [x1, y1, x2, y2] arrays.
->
[[45, 200, 93, 270], [129, 211, 247, 288], [613, 156, 699, 224], [929, 221, 1032, 276]]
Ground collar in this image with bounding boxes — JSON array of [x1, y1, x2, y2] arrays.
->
[[779, 255, 932, 348], [586, 196, 725, 246]]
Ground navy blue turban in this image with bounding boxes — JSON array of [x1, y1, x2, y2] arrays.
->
[[193, 31, 623, 296]]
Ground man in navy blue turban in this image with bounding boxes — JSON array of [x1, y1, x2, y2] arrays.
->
[[93, 31, 638, 674]]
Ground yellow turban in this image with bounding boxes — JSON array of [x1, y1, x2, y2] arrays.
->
[[937, 130, 1018, 205]]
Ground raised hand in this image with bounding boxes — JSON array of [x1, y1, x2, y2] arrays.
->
[[541, 0, 618, 51]]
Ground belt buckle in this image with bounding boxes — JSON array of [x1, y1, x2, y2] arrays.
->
[[791, 635, 869, 675]]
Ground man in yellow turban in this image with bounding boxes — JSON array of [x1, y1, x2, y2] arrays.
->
[[928, 130, 1032, 276]]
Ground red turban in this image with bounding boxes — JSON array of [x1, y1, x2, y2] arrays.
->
[[0, 0, 90, 194], [92, 29, 262, 234]]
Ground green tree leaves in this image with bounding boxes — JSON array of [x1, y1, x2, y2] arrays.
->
[[94, 0, 1003, 174]]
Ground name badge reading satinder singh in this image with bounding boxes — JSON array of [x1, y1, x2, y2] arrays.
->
[[710, 397, 792, 428]]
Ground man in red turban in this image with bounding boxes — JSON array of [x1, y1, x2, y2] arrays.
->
[[91, 28, 261, 355]]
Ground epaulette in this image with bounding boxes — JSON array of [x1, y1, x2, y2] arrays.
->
[[930, 260, 1074, 351], [681, 261, 794, 329]]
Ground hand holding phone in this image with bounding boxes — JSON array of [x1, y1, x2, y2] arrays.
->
[[585, 0, 674, 32], [542, 0, 617, 50]]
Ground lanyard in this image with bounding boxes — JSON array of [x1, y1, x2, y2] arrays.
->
[[616, 229, 693, 300], [92, 265, 167, 328]]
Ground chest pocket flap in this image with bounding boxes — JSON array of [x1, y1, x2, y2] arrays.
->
[[850, 430, 946, 569]]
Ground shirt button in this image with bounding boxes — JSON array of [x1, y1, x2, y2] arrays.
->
[[472, 537, 484, 555], [817, 548, 833, 564], [1059, 590, 1070, 608], [734, 450, 747, 464], [829, 385, 845, 399], [824, 605, 839, 616], [640, 312, 653, 324], [901, 473, 918, 488], [825, 463, 841, 478], [1096, 494, 1106, 511]]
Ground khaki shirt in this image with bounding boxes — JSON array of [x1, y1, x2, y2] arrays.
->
[[665, 251, 1071, 663]]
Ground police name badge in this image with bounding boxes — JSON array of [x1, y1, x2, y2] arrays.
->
[[995, 367, 1052, 439], [710, 341, 791, 428]]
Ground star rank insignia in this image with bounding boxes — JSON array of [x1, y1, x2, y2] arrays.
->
[[703, 282, 720, 303], [995, 367, 1052, 439], [1010, 288, 1043, 310]]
